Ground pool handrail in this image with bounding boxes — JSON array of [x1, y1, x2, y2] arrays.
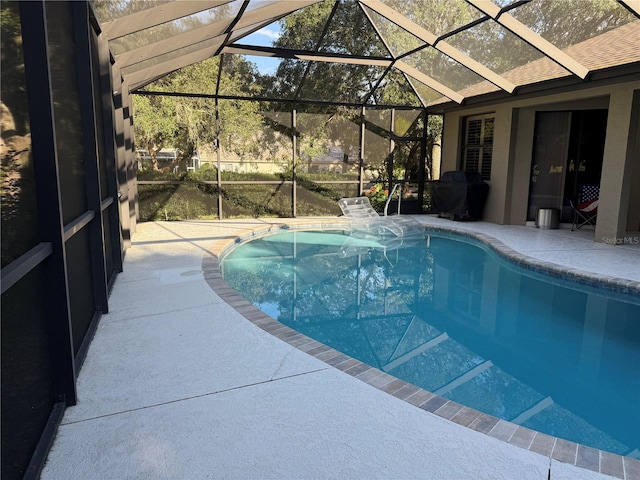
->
[[384, 183, 402, 217]]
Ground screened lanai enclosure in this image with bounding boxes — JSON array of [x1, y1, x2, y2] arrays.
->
[[136, 100, 433, 219], [98, 0, 640, 220], [2, 1, 640, 478]]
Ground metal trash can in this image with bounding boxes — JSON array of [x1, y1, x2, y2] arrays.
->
[[536, 208, 560, 229]]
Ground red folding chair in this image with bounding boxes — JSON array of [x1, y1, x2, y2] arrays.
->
[[570, 185, 599, 231]]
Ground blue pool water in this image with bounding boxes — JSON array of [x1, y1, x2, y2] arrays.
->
[[220, 229, 640, 456]]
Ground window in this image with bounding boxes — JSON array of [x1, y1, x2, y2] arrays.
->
[[462, 114, 494, 180]]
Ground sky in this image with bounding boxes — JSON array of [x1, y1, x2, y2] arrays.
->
[[238, 25, 282, 75]]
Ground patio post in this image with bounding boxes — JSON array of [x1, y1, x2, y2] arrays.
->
[[595, 87, 640, 244], [388, 108, 395, 194], [359, 106, 365, 196], [19, 0, 77, 406], [292, 107, 297, 217]]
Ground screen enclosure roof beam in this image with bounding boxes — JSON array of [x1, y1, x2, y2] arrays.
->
[[466, 0, 590, 79], [115, 15, 233, 69], [115, 0, 323, 87], [395, 61, 464, 104], [101, 0, 235, 40], [233, 0, 323, 32], [127, 42, 223, 92], [618, 0, 640, 16], [359, 0, 517, 94], [223, 45, 393, 67]]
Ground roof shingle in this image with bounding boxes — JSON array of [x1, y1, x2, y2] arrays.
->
[[434, 20, 640, 104]]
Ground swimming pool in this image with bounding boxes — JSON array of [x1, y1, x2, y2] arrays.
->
[[220, 228, 640, 457]]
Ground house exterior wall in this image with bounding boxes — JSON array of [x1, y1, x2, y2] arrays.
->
[[597, 87, 639, 243], [439, 79, 640, 242], [626, 94, 640, 233]]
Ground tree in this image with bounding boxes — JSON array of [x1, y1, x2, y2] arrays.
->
[[132, 93, 178, 170], [1, 2, 39, 266], [266, 0, 389, 103], [129, 0, 629, 178], [132, 56, 266, 171], [506, 0, 634, 49]]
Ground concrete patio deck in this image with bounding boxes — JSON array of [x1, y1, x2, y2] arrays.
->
[[40, 217, 640, 480]]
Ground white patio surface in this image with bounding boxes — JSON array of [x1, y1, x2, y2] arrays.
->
[[40, 217, 640, 480]]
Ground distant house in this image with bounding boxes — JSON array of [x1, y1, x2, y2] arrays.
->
[[135, 148, 180, 170], [196, 144, 287, 174], [196, 143, 361, 175]]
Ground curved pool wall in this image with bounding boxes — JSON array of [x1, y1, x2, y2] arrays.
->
[[203, 219, 640, 479], [220, 229, 639, 453]]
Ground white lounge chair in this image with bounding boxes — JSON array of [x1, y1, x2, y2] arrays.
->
[[338, 196, 425, 239]]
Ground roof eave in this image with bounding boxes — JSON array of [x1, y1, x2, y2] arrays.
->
[[427, 62, 640, 114]]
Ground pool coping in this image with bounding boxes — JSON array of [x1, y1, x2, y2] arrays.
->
[[201, 219, 640, 480]]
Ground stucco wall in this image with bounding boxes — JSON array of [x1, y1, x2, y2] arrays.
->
[[439, 80, 640, 237], [624, 89, 640, 233], [595, 87, 638, 242]]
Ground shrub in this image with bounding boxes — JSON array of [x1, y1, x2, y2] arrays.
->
[[137, 170, 362, 220]]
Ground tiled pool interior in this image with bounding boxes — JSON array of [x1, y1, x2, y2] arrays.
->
[[203, 219, 640, 480]]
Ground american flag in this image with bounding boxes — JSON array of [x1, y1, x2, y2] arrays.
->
[[580, 184, 599, 203]]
